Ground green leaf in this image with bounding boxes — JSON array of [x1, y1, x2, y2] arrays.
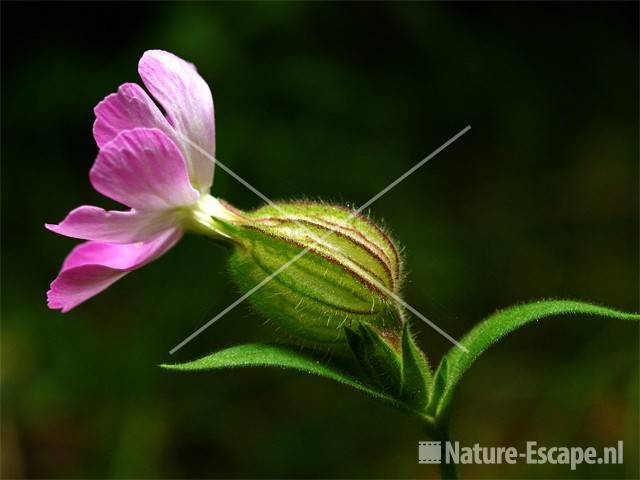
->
[[427, 356, 448, 417], [400, 322, 432, 409], [344, 324, 402, 395], [429, 299, 640, 418], [162, 343, 406, 411]]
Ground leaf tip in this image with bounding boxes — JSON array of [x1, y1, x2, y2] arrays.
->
[[159, 363, 180, 370]]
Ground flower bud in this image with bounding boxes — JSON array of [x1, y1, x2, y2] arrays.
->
[[226, 201, 404, 346]]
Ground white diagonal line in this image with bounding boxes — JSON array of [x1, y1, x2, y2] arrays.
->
[[211, 156, 275, 207], [356, 126, 470, 213], [369, 280, 468, 352], [169, 127, 471, 354]]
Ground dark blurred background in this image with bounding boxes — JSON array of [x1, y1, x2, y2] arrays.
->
[[1, 2, 638, 478]]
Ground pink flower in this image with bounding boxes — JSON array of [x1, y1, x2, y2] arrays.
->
[[47, 50, 238, 312]]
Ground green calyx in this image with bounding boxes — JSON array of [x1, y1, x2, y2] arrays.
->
[[224, 200, 405, 346]]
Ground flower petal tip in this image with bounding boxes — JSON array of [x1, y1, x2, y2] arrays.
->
[[46, 287, 69, 313]]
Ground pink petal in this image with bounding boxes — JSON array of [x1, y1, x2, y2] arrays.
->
[[46, 205, 180, 243], [139, 50, 215, 192], [90, 128, 200, 210], [47, 228, 182, 312], [92, 83, 176, 148]]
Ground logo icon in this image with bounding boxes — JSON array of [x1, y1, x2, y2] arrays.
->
[[419, 441, 442, 464]]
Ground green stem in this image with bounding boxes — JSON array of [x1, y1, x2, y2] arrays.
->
[[420, 415, 458, 480], [436, 428, 458, 480]]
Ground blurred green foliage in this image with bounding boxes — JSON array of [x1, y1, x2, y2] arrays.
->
[[1, 2, 637, 478]]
